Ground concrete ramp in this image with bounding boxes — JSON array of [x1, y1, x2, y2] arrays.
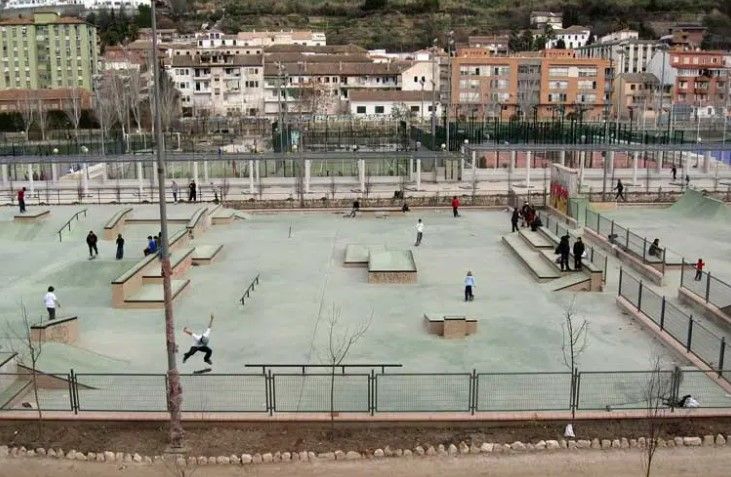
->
[[544, 273, 591, 292], [33, 342, 133, 374], [669, 189, 731, 222]]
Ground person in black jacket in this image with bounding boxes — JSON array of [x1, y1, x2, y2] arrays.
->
[[556, 234, 571, 271], [573, 237, 586, 271], [115, 234, 125, 260], [86, 231, 99, 258], [511, 208, 520, 232]]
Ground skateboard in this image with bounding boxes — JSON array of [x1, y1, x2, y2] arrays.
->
[[193, 367, 212, 374]]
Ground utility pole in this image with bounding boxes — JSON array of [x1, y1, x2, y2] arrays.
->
[[430, 38, 438, 150], [445, 31, 454, 151], [151, 0, 183, 450]]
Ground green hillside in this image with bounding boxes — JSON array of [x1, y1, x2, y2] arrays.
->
[[173, 0, 731, 50]]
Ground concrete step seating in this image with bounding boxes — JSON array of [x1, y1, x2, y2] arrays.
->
[[211, 207, 237, 225], [141, 247, 195, 282], [502, 234, 561, 281], [518, 228, 554, 249], [545, 273, 592, 292], [192, 245, 223, 265], [124, 279, 190, 309]]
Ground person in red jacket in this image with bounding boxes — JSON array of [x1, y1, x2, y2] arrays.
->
[[695, 258, 705, 281], [17, 187, 26, 213], [451, 196, 460, 218]]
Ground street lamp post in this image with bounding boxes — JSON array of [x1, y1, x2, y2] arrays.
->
[[431, 38, 438, 150], [150, 0, 184, 451], [445, 31, 454, 151]]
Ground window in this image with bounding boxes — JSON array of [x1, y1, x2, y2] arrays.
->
[[414, 76, 418, 82], [577, 67, 597, 77], [549, 67, 569, 77], [459, 79, 479, 90], [549, 80, 568, 90], [410, 105, 419, 112], [356, 106, 366, 114], [493, 66, 510, 76], [578, 80, 595, 90], [375, 106, 385, 114], [459, 92, 479, 102]]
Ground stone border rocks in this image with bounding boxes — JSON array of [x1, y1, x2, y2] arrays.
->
[[0, 434, 728, 468]]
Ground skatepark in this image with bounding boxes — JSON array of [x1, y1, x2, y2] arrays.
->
[[1, 192, 731, 414]]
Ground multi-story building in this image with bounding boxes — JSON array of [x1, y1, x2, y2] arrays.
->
[[612, 72, 659, 121], [3, 0, 146, 10], [168, 54, 264, 116], [0, 12, 99, 91], [450, 49, 609, 121], [646, 49, 729, 115], [543, 25, 591, 49], [349, 90, 442, 120], [530, 11, 563, 30], [576, 30, 661, 75]]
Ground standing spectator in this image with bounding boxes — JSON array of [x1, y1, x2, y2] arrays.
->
[[17, 187, 26, 213], [685, 174, 690, 187], [671, 166, 677, 181], [520, 201, 530, 227], [43, 286, 60, 320], [511, 208, 520, 232], [464, 271, 475, 301], [115, 234, 125, 260], [524, 205, 535, 228], [348, 200, 360, 218], [573, 237, 586, 271], [556, 234, 571, 271], [695, 258, 705, 281], [414, 219, 424, 246], [86, 231, 98, 258], [451, 196, 460, 217], [188, 180, 197, 202], [648, 238, 661, 258], [614, 179, 626, 201], [171, 180, 179, 203]]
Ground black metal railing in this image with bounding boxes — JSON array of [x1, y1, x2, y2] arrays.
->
[[619, 269, 728, 381], [680, 261, 731, 321], [240, 274, 260, 306], [1, 364, 729, 414], [57, 208, 87, 242]]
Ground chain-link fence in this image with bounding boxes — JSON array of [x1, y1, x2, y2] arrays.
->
[[619, 270, 728, 379], [1, 365, 729, 414]]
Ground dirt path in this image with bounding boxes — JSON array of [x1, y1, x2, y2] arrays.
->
[[3, 447, 731, 477]]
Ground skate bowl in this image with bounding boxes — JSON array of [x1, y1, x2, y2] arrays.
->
[[669, 189, 731, 222], [30, 316, 79, 345], [423, 314, 478, 339], [13, 209, 50, 222], [103, 207, 133, 240], [368, 250, 417, 283]]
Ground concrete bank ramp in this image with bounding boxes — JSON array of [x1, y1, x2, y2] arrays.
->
[[669, 189, 731, 222]]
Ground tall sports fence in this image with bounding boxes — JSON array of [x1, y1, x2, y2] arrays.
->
[[618, 269, 728, 381], [1, 365, 729, 415]]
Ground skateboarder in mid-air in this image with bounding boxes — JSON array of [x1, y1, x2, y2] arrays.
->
[[183, 314, 214, 367]]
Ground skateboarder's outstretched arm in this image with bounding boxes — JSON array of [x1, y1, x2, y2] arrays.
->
[[208, 314, 214, 328], [183, 327, 192, 336]]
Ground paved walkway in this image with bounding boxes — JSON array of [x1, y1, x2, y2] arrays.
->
[[3, 447, 731, 476]]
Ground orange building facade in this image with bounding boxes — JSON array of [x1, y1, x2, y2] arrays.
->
[[450, 49, 609, 121]]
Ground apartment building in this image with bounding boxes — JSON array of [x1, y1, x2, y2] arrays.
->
[[349, 90, 442, 120], [543, 25, 591, 49], [576, 30, 661, 75], [530, 11, 563, 30], [237, 30, 326, 47], [612, 72, 659, 121], [3, 0, 146, 10], [451, 49, 609, 121], [646, 49, 729, 111], [168, 54, 264, 116], [0, 12, 99, 91]]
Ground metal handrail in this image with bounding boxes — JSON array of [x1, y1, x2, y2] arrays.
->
[[57, 208, 87, 242], [240, 273, 260, 306]]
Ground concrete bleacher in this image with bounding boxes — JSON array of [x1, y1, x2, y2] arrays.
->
[[518, 229, 554, 249], [124, 279, 190, 309], [111, 247, 193, 308], [502, 233, 561, 281]]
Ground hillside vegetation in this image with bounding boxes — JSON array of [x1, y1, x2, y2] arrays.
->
[[176, 0, 731, 50]]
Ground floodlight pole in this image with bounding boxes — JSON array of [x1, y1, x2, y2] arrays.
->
[[151, 0, 184, 450]]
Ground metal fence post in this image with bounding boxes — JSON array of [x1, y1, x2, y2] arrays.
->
[[718, 338, 726, 378], [686, 316, 694, 353], [660, 297, 666, 330], [573, 368, 581, 413], [268, 369, 274, 416], [618, 268, 623, 297], [637, 280, 643, 311], [369, 369, 375, 416], [611, 220, 615, 237], [625, 229, 630, 249], [596, 212, 600, 232], [705, 273, 711, 303], [643, 237, 647, 261], [680, 258, 685, 288], [470, 369, 477, 415]]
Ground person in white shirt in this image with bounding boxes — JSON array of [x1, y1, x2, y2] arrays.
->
[[464, 271, 475, 301], [415, 219, 424, 246], [183, 314, 214, 365], [43, 286, 60, 320]]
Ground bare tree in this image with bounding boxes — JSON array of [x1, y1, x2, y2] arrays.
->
[[17, 90, 35, 141], [93, 80, 116, 156], [111, 75, 131, 149], [6, 304, 44, 441], [62, 87, 84, 144], [561, 297, 589, 426], [319, 304, 372, 439], [35, 99, 50, 142], [363, 168, 373, 200], [158, 70, 179, 133], [643, 356, 675, 477]]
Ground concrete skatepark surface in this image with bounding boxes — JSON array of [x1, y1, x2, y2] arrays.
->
[[0, 204, 686, 376]]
